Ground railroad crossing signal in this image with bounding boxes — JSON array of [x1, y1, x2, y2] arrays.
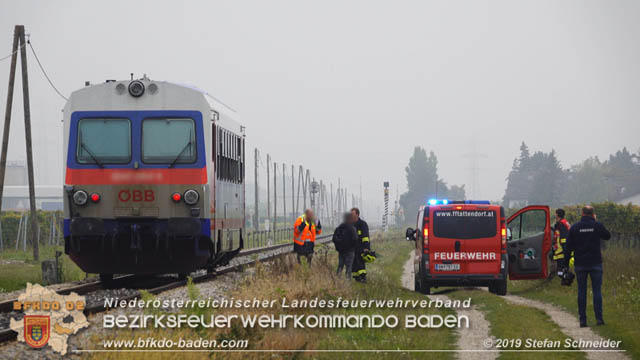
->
[[383, 181, 390, 232]]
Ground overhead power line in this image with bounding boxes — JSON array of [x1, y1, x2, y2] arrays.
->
[[27, 40, 68, 101], [0, 42, 26, 62]]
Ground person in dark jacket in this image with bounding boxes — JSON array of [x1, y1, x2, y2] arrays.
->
[[350, 208, 370, 283], [333, 212, 358, 278], [566, 205, 611, 327]]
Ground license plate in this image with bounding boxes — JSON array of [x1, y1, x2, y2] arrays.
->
[[435, 263, 460, 271]]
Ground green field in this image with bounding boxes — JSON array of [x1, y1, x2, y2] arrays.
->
[[0, 245, 87, 293], [509, 246, 640, 358]]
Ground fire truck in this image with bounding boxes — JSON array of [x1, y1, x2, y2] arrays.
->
[[406, 200, 551, 295]]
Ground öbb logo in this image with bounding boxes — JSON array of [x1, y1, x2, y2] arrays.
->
[[118, 189, 155, 202]]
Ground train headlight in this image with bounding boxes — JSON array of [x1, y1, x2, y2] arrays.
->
[[73, 190, 88, 206], [183, 189, 199, 205], [171, 192, 182, 202], [128, 80, 145, 97]]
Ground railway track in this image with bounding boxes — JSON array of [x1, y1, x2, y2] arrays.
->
[[0, 234, 332, 345]]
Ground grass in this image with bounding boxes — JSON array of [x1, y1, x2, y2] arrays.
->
[[446, 289, 586, 360], [0, 244, 87, 292], [314, 231, 457, 359], [89, 230, 458, 359], [509, 246, 640, 358]]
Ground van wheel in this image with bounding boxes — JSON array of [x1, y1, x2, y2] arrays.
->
[[495, 279, 507, 296], [488, 282, 496, 294], [417, 268, 431, 295]]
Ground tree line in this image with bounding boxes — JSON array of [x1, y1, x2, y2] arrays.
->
[[503, 143, 640, 208], [398, 147, 465, 224]]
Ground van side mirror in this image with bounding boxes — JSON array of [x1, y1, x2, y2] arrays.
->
[[507, 228, 513, 241], [405, 228, 416, 241]]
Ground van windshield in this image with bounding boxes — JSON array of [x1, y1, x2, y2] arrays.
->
[[432, 210, 497, 239]]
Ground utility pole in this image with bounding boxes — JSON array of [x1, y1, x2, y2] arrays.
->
[[330, 182, 334, 226], [0, 25, 39, 260], [282, 163, 286, 227], [303, 169, 310, 210], [291, 164, 295, 218], [266, 154, 270, 233], [0, 26, 19, 213], [19, 26, 38, 259], [337, 178, 341, 215], [359, 177, 363, 211], [463, 139, 487, 200], [254, 148, 259, 231], [273, 162, 277, 236]]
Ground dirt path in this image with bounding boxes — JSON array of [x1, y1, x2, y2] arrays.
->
[[498, 292, 629, 360], [401, 252, 628, 359], [401, 252, 498, 360]]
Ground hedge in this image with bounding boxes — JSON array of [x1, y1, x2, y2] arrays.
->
[[0, 210, 64, 251]]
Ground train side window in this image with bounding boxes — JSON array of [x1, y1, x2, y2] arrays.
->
[[214, 127, 243, 184], [77, 118, 131, 164]]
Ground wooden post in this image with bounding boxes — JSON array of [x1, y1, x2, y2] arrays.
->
[[0, 26, 20, 212], [17, 25, 39, 261]]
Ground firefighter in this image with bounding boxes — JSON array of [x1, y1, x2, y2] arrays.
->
[[350, 207, 370, 283], [293, 209, 322, 265], [552, 208, 571, 278]]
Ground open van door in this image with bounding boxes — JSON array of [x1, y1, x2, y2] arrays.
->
[[506, 205, 551, 280]]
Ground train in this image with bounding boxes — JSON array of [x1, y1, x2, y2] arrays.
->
[[62, 76, 245, 281]]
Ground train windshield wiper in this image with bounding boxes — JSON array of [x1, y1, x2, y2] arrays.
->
[[168, 140, 192, 168], [80, 141, 104, 168]]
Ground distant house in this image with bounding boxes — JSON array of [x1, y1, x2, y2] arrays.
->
[[616, 192, 640, 206]]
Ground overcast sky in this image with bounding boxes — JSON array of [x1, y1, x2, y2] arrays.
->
[[1, 0, 639, 221]]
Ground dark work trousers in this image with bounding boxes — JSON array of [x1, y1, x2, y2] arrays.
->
[[297, 253, 313, 265], [575, 263, 604, 324], [337, 251, 355, 278], [352, 251, 366, 281]]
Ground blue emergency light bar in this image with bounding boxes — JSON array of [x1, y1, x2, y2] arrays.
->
[[428, 199, 490, 205]]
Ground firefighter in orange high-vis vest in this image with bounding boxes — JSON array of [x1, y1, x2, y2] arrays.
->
[[293, 209, 322, 265]]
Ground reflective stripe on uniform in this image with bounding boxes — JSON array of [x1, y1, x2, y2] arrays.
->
[[352, 269, 367, 276], [362, 237, 369, 242], [560, 238, 566, 244]]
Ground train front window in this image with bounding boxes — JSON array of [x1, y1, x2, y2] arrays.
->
[[142, 118, 196, 165], [77, 118, 131, 164]]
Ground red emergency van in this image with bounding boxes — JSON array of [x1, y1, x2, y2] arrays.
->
[[405, 200, 551, 295]]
